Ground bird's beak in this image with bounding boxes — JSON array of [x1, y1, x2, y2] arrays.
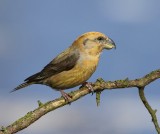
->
[[104, 38, 116, 50]]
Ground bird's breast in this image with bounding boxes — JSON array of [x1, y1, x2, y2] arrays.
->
[[45, 56, 99, 90]]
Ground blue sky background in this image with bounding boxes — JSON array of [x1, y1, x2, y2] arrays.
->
[[0, 0, 160, 134]]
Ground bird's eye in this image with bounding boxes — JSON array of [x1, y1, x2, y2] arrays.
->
[[97, 36, 105, 41]]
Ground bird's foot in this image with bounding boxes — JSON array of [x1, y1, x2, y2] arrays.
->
[[82, 82, 94, 95], [60, 90, 72, 103]]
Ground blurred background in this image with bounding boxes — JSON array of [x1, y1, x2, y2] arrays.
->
[[0, 0, 160, 134]]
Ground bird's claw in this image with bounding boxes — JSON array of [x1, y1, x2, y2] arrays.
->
[[60, 90, 72, 103], [82, 82, 94, 95]]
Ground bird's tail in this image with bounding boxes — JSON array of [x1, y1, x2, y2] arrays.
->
[[11, 82, 33, 92]]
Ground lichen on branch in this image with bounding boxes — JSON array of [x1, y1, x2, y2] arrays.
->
[[0, 69, 160, 134]]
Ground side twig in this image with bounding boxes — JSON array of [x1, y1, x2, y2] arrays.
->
[[139, 87, 160, 134]]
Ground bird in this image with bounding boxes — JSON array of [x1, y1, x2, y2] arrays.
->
[[13, 31, 116, 101]]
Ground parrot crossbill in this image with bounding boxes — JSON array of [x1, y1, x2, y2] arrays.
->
[[13, 31, 116, 101]]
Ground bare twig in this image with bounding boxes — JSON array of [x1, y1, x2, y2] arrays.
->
[[139, 87, 160, 134], [0, 69, 160, 134]]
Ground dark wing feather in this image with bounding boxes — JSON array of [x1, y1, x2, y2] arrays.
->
[[25, 48, 80, 82]]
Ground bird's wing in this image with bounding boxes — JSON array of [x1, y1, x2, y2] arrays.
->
[[25, 48, 80, 82]]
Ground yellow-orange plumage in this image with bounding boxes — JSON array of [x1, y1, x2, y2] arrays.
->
[[45, 55, 98, 89], [13, 31, 116, 100]]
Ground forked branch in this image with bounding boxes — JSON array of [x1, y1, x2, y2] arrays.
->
[[0, 69, 160, 134]]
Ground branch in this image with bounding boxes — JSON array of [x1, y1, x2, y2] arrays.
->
[[139, 87, 160, 133], [0, 69, 160, 134]]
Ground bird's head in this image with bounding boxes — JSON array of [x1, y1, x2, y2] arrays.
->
[[72, 32, 116, 56]]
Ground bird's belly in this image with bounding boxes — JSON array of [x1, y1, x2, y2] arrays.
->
[[44, 64, 97, 90]]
